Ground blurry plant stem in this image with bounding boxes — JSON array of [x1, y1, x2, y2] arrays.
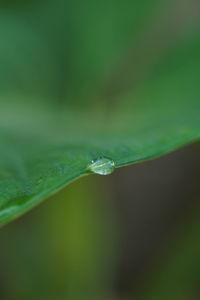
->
[[44, 175, 118, 300]]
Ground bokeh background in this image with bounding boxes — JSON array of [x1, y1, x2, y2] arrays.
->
[[0, 0, 199, 299], [0, 142, 200, 300]]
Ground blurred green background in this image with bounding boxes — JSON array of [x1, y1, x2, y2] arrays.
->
[[0, 0, 200, 299], [0, 142, 200, 300]]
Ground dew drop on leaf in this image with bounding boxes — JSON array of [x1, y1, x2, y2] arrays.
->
[[88, 158, 115, 175]]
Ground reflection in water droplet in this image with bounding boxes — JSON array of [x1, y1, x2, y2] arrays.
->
[[88, 158, 115, 175]]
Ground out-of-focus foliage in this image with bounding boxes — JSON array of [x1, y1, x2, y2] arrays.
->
[[137, 203, 200, 300], [0, 0, 199, 225], [0, 176, 117, 299], [1, 144, 200, 300]]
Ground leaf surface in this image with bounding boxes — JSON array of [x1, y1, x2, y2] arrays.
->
[[0, 0, 199, 225]]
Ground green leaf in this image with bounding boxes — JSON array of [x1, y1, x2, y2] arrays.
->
[[0, 0, 200, 225]]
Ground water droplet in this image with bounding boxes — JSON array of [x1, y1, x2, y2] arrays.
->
[[88, 157, 115, 175]]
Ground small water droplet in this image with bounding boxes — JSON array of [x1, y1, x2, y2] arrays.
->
[[88, 157, 115, 175]]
